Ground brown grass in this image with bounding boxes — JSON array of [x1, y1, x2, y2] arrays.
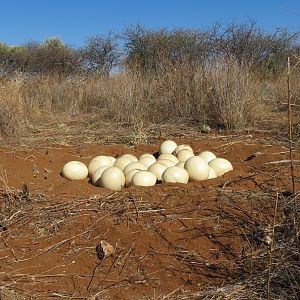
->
[[0, 58, 299, 142]]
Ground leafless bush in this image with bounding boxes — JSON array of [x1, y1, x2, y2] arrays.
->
[[212, 20, 298, 75], [82, 32, 121, 77], [123, 25, 214, 73], [205, 58, 260, 129], [123, 22, 298, 77]]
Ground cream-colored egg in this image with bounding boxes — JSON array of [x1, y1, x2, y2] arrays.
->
[[139, 153, 156, 160], [62, 161, 88, 181], [139, 156, 156, 168], [176, 149, 194, 162], [209, 158, 233, 176], [173, 144, 193, 156], [88, 156, 113, 177], [123, 161, 147, 175], [176, 161, 185, 168], [122, 154, 138, 162], [198, 151, 217, 163], [148, 162, 168, 181], [114, 156, 134, 171], [208, 167, 218, 179], [108, 156, 116, 164], [157, 159, 176, 167], [184, 156, 209, 181], [157, 153, 179, 164], [99, 167, 125, 191], [92, 165, 111, 186], [159, 140, 177, 154], [125, 169, 141, 187], [162, 166, 189, 184], [132, 171, 157, 187]]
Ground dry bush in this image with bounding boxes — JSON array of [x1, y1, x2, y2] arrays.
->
[[0, 76, 26, 138], [205, 58, 262, 129], [115, 58, 264, 130], [291, 70, 300, 106], [78, 73, 150, 122], [0, 57, 295, 140], [21, 75, 84, 117], [266, 74, 300, 110], [89, 57, 265, 130]]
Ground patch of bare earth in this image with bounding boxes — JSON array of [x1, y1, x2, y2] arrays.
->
[[0, 129, 299, 299]]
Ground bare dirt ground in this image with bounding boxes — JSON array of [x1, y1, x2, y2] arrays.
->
[[0, 125, 299, 299]]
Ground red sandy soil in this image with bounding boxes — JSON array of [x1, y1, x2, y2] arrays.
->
[[0, 134, 299, 299]]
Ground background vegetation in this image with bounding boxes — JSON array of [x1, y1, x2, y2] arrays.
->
[[0, 21, 299, 139]]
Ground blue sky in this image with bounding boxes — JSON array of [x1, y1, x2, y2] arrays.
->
[[0, 0, 299, 47]]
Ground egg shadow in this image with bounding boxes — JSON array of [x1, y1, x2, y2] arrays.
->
[[153, 151, 160, 159]]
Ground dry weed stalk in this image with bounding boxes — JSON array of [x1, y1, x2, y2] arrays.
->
[[287, 57, 295, 194], [267, 192, 279, 298], [287, 55, 300, 250]]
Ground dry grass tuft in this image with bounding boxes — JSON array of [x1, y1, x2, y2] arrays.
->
[[0, 58, 283, 141], [206, 59, 261, 129]]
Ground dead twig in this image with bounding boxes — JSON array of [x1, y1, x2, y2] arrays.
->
[[162, 284, 185, 299], [267, 192, 279, 298], [287, 56, 296, 194], [119, 243, 135, 275], [265, 159, 300, 165], [1, 236, 18, 261]]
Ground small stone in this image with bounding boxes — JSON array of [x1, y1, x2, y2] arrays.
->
[[96, 240, 115, 260]]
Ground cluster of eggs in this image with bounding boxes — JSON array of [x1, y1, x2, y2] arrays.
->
[[62, 140, 233, 191]]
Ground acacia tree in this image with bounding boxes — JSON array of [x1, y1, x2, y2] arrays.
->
[[83, 32, 120, 77]]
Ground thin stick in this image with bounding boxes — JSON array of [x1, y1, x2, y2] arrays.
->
[[50, 293, 86, 299], [287, 55, 299, 244], [119, 243, 135, 275], [86, 259, 104, 291], [162, 285, 185, 299], [267, 192, 279, 299], [265, 159, 300, 165], [287, 57, 295, 194], [1, 236, 18, 261], [250, 195, 254, 276]]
